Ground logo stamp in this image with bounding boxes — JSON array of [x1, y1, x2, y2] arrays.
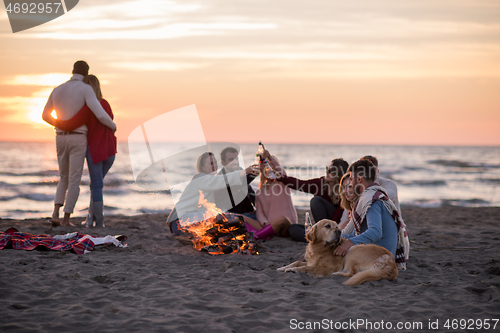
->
[[127, 105, 249, 220], [3, 0, 78, 33]]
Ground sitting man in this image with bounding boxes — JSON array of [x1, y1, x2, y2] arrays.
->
[[334, 159, 409, 270], [213, 147, 258, 220], [361, 155, 402, 217]]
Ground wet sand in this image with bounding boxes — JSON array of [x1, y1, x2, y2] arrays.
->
[[0, 207, 499, 332]]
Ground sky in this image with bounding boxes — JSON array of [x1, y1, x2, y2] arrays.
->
[[0, 0, 499, 146]]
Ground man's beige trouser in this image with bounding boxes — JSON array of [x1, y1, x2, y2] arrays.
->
[[54, 133, 87, 214]]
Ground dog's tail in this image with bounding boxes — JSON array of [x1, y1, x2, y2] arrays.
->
[[343, 254, 398, 286]]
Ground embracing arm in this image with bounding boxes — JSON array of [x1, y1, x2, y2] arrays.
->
[[42, 93, 55, 126], [51, 105, 90, 131]]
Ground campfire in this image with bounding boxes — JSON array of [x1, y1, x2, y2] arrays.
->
[[175, 192, 258, 255]]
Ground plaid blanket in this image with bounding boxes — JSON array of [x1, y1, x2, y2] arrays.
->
[[0, 228, 95, 254], [345, 183, 410, 270]]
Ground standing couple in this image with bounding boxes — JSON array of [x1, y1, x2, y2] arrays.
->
[[42, 60, 117, 227]]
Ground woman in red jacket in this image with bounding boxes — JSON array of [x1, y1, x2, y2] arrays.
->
[[50, 75, 117, 227]]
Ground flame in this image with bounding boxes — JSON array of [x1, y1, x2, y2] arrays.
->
[[178, 191, 257, 255]]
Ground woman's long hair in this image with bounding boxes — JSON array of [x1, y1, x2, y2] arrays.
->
[[83, 74, 103, 100], [324, 158, 349, 205], [338, 172, 359, 212]]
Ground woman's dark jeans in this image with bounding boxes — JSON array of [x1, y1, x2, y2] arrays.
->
[[288, 196, 337, 242]]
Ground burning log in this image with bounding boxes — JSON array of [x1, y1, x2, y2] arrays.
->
[[215, 214, 242, 226], [206, 216, 247, 243], [175, 192, 258, 255], [201, 244, 234, 255]]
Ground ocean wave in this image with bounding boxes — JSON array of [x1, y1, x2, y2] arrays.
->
[[0, 195, 20, 202], [403, 166, 430, 171], [379, 172, 396, 179], [28, 180, 58, 187], [401, 199, 443, 208], [0, 180, 58, 188], [477, 178, 500, 184], [1, 179, 130, 189], [133, 189, 171, 195], [0, 172, 19, 177], [18, 193, 55, 202], [0, 170, 59, 177], [7, 209, 43, 214], [397, 180, 447, 187], [136, 207, 171, 214], [0, 193, 54, 202], [442, 198, 492, 207], [429, 159, 500, 169], [1, 176, 132, 188], [102, 188, 129, 196], [402, 198, 492, 208], [103, 178, 135, 187], [74, 205, 119, 213]]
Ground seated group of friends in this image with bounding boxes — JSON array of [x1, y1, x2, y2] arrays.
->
[[167, 147, 409, 268]]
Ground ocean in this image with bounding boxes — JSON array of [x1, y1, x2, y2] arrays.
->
[[0, 141, 499, 220]]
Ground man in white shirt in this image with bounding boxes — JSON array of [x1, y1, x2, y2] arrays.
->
[[42, 61, 116, 226]]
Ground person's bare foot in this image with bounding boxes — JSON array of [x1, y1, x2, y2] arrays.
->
[[50, 219, 61, 227], [50, 212, 61, 226], [50, 204, 62, 226], [60, 213, 75, 227]]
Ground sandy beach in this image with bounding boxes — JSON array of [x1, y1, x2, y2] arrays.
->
[[0, 207, 499, 332]]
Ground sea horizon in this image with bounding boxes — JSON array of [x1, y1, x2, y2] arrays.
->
[[1, 141, 499, 220]]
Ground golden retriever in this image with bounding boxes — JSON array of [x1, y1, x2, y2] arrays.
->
[[277, 219, 398, 286]]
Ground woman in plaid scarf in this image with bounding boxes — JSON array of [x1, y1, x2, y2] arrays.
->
[[334, 159, 409, 270]]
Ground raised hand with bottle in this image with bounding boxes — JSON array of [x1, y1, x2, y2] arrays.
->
[[257, 143, 288, 180]]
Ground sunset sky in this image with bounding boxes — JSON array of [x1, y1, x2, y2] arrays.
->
[[0, 0, 499, 145]]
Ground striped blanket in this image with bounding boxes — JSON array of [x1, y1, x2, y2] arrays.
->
[[0, 228, 126, 254]]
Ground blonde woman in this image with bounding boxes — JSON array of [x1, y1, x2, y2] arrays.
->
[[250, 155, 295, 239], [338, 171, 359, 230]]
